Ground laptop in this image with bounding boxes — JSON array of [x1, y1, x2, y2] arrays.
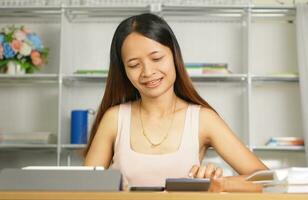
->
[[0, 166, 122, 191]]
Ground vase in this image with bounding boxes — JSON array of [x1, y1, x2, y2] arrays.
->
[[6, 61, 25, 75]]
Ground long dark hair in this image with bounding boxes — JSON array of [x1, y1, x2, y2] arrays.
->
[[84, 13, 216, 157]]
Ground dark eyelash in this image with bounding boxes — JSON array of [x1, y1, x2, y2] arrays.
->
[[153, 57, 163, 61], [129, 63, 139, 68]]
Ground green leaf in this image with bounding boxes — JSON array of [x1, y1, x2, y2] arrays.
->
[[0, 60, 8, 67], [4, 32, 14, 43]]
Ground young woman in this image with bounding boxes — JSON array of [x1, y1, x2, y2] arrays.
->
[[84, 13, 268, 192]]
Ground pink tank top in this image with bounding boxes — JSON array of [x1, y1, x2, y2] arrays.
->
[[110, 102, 201, 187]]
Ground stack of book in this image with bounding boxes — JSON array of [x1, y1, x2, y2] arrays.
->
[[246, 168, 308, 193], [74, 69, 108, 75], [265, 137, 304, 147], [185, 63, 230, 75], [0, 132, 56, 144]]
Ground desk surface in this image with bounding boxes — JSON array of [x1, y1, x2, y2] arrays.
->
[[0, 192, 308, 200]]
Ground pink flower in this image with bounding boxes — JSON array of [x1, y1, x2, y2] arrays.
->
[[0, 44, 3, 59], [32, 57, 43, 66], [11, 40, 22, 53], [31, 51, 40, 59], [31, 51, 43, 66], [13, 30, 26, 41]]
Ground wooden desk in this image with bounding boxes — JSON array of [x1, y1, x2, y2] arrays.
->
[[0, 192, 308, 200]]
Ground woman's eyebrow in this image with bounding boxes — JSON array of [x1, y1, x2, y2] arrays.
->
[[148, 50, 159, 56]]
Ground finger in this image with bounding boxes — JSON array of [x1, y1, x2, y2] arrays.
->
[[205, 163, 216, 178], [214, 168, 223, 178], [196, 165, 207, 178], [188, 165, 199, 178]]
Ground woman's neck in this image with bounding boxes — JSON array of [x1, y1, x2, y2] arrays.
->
[[139, 91, 177, 118]]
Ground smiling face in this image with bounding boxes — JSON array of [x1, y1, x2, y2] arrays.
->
[[121, 32, 176, 99]]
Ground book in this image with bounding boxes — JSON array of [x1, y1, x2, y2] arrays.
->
[[185, 63, 230, 75], [74, 69, 108, 74], [0, 132, 57, 144], [263, 184, 308, 193], [245, 169, 274, 184], [265, 137, 304, 146], [247, 167, 308, 183], [246, 168, 308, 193]]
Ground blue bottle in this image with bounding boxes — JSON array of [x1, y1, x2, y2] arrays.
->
[[70, 110, 88, 144]]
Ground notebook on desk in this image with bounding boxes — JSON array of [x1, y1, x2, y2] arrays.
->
[[0, 166, 122, 191], [165, 178, 211, 191], [22, 166, 105, 170]]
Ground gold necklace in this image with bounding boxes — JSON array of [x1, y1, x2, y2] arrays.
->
[[139, 97, 177, 148]]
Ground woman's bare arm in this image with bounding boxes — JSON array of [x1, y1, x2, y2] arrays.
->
[[84, 106, 119, 168], [200, 107, 268, 175]]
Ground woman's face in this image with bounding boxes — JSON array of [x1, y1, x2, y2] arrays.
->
[[121, 32, 176, 99]]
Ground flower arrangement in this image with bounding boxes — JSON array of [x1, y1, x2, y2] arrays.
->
[[0, 25, 48, 74]]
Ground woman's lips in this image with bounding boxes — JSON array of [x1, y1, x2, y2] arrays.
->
[[144, 78, 163, 88]]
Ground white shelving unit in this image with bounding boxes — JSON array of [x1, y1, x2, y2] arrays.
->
[[0, 0, 305, 171]]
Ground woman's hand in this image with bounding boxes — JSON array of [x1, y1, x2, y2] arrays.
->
[[188, 163, 223, 179]]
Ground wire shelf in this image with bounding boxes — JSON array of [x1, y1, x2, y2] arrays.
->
[[0, 0, 297, 22], [0, 0, 300, 7], [191, 74, 247, 82], [251, 74, 299, 82], [253, 146, 305, 151], [0, 0, 63, 7], [61, 144, 87, 149], [65, 5, 150, 22], [163, 0, 249, 6], [0, 74, 59, 85], [0, 6, 62, 22]]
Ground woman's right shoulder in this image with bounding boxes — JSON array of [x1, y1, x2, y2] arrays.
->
[[96, 104, 121, 139], [103, 101, 132, 119], [103, 104, 120, 119], [98, 102, 131, 134]]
